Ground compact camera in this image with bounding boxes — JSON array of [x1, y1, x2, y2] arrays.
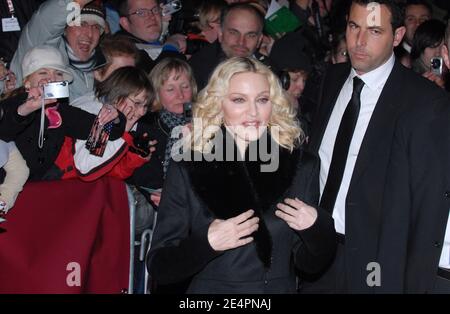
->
[[129, 132, 151, 158], [43, 81, 69, 99], [161, 0, 182, 16], [183, 102, 192, 122], [430, 57, 443, 76]]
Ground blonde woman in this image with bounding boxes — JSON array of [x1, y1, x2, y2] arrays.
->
[[147, 57, 336, 294]]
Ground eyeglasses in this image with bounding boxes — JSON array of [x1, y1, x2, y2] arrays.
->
[[127, 97, 149, 110], [128, 7, 161, 18]]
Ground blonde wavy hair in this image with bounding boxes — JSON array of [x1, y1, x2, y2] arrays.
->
[[192, 57, 304, 152]]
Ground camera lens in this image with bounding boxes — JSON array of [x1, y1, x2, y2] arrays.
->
[[432, 58, 441, 68]]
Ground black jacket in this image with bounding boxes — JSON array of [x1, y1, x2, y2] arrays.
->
[[126, 112, 168, 190], [303, 60, 449, 292], [0, 92, 125, 180], [0, 0, 43, 63], [147, 132, 336, 293], [376, 87, 450, 293]]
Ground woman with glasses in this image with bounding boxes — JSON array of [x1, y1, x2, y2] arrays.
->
[[117, 0, 187, 73], [69, 66, 154, 181], [127, 58, 197, 210]]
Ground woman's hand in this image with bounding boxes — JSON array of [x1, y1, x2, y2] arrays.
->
[[207, 209, 259, 251], [276, 198, 318, 231], [17, 87, 57, 116], [150, 189, 162, 207], [0, 61, 7, 80], [116, 102, 138, 131], [3, 71, 17, 93], [422, 71, 445, 89], [98, 104, 119, 126]]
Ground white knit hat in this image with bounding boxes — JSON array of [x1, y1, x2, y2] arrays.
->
[[22, 45, 74, 82]]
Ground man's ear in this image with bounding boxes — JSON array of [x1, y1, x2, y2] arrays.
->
[[441, 44, 450, 70], [119, 16, 131, 33], [217, 27, 223, 43], [256, 33, 263, 49], [393, 26, 406, 47]]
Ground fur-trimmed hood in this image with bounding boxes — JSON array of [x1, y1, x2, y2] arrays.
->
[[183, 129, 301, 267]]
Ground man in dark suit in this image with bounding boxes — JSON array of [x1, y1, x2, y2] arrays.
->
[[375, 23, 450, 294], [188, 3, 269, 90], [298, 0, 444, 293]]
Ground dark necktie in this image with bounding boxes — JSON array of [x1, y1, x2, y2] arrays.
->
[[320, 76, 365, 212]]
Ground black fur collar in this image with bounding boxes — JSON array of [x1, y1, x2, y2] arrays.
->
[[184, 130, 300, 267]]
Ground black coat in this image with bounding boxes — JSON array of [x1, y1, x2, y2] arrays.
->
[[302, 60, 444, 292], [376, 89, 450, 293], [0, 0, 43, 63], [147, 133, 336, 293]]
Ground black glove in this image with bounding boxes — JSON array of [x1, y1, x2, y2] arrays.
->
[[129, 131, 151, 158]]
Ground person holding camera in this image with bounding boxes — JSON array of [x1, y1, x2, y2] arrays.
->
[[146, 57, 336, 294], [116, 0, 187, 73], [9, 0, 108, 102], [0, 45, 125, 181], [410, 19, 446, 89]]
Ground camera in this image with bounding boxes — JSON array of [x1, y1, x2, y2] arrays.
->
[[183, 102, 192, 122], [43, 81, 69, 99], [129, 132, 151, 158], [161, 0, 182, 16], [430, 57, 443, 76]]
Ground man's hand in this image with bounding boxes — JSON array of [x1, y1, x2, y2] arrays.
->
[[165, 34, 187, 54], [276, 198, 318, 231], [295, 0, 312, 10], [74, 0, 94, 9]]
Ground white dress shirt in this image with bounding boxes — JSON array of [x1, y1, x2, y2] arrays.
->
[[439, 214, 450, 268], [319, 53, 395, 235]]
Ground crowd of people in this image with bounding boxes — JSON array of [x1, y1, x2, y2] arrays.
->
[[1, 0, 450, 294]]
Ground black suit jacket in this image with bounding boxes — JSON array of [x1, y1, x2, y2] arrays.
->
[[376, 87, 450, 293], [303, 59, 440, 292]]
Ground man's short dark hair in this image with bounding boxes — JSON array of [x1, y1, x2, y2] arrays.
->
[[405, 0, 433, 16], [220, 3, 264, 32], [118, 0, 162, 17], [351, 0, 405, 33]]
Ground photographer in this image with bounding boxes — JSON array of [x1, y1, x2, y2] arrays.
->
[[0, 45, 124, 181], [9, 0, 108, 102], [117, 0, 187, 73], [410, 19, 446, 89]]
